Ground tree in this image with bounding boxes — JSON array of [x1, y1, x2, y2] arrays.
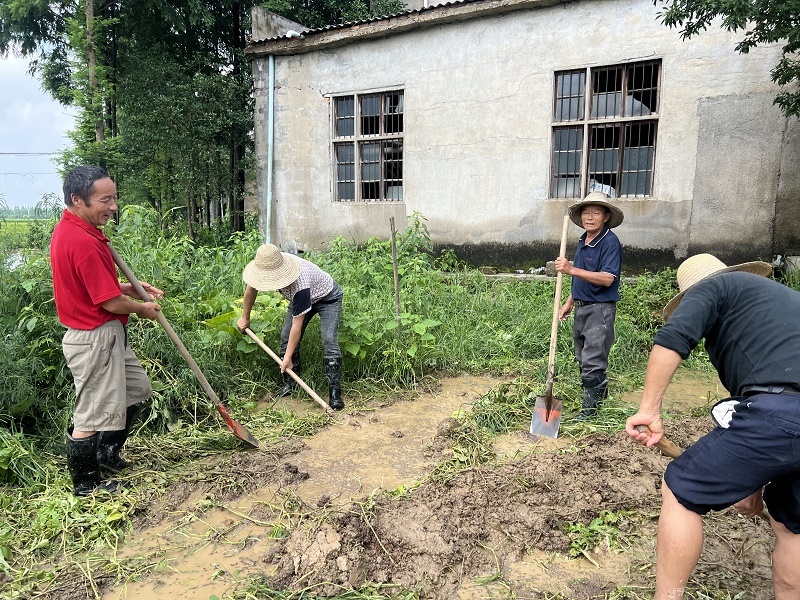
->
[[656, 0, 800, 117]]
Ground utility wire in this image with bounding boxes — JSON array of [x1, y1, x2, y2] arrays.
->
[[0, 152, 59, 156]]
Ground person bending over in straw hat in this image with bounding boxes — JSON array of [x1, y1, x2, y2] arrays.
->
[[554, 191, 624, 420], [237, 244, 345, 410], [626, 254, 800, 599]]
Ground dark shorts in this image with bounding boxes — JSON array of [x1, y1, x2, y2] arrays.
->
[[664, 392, 800, 533]]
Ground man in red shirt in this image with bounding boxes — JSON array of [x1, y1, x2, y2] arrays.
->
[[51, 165, 163, 496]]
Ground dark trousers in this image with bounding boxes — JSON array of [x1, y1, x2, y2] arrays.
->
[[280, 283, 343, 359], [572, 302, 616, 387]]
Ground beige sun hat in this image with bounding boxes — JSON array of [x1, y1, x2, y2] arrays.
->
[[568, 191, 624, 229], [242, 244, 301, 291], [663, 253, 773, 319]]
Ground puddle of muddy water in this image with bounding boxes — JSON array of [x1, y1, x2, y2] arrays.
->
[[105, 374, 506, 600]]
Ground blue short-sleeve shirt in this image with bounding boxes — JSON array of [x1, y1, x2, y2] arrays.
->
[[571, 227, 622, 303]]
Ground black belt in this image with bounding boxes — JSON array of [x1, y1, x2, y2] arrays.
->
[[741, 384, 800, 396], [573, 300, 596, 306]]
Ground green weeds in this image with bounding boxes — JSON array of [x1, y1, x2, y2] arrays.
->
[[0, 210, 727, 599]]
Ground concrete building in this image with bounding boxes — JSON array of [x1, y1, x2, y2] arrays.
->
[[245, 0, 800, 269]]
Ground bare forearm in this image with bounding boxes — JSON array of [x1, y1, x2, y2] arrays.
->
[[568, 266, 615, 287], [241, 285, 258, 319], [101, 295, 157, 318], [284, 318, 303, 359]]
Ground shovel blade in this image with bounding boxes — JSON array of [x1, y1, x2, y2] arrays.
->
[[529, 394, 563, 438], [216, 404, 262, 449]]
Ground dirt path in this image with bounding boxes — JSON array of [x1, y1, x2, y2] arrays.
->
[[102, 373, 774, 600], [104, 374, 504, 600]]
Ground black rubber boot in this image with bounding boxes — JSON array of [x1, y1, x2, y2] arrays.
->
[[324, 357, 344, 410], [579, 379, 608, 421], [97, 404, 140, 473], [66, 428, 102, 497], [276, 352, 301, 398]]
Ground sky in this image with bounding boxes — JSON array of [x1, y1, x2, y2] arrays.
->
[[0, 54, 76, 208]]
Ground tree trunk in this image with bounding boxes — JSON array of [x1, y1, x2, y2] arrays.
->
[[85, 0, 104, 145]]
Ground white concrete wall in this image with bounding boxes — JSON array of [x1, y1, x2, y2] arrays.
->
[[254, 0, 791, 263]]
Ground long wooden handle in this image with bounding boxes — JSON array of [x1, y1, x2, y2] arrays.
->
[[545, 215, 571, 394], [634, 425, 682, 458], [243, 328, 332, 413], [109, 246, 223, 408]]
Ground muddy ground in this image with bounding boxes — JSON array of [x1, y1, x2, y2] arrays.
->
[[88, 373, 773, 600]]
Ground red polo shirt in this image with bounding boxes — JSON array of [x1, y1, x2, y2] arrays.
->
[[50, 210, 127, 330]]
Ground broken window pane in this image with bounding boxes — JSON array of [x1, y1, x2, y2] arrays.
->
[[627, 61, 660, 116], [384, 93, 404, 134], [551, 60, 659, 197], [621, 120, 656, 195], [333, 90, 404, 202], [589, 124, 620, 195], [591, 66, 623, 119], [360, 95, 381, 136], [383, 140, 403, 200]]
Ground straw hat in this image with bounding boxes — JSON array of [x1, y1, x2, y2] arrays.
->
[[568, 191, 624, 229], [242, 244, 301, 291], [663, 253, 772, 319]]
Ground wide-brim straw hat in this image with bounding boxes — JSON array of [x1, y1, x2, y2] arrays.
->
[[568, 191, 624, 229], [242, 244, 301, 291], [663, 253, 772, 319]]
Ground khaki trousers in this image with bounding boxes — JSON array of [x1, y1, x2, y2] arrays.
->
[[63, 320, 151, 431]]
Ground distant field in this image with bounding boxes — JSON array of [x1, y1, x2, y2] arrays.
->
[[0, 219, 33, 235]]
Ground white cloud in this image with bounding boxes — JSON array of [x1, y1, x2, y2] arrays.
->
[[0, 54, 75, 208]]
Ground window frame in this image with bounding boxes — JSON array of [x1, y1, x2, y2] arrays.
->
[[550, 60, 661, 199], [331, 89, 404, 203]]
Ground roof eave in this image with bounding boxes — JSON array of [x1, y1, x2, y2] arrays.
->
[[245, 0, 571, 57]]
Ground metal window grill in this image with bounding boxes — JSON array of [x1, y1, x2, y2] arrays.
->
[[551, 60, 660, 198], [621, 120, 656, 196], [334, 96, 355, 138], [554, 70, 585, 122], [551, 126, 583, 198], [335, 143, 355, 201], [334, 91, 404, 202]]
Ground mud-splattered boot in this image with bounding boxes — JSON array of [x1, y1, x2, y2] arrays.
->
[[66, 428, 102, 496], [579, 379, 608, 421], [276, 352, 301, 398], [97, 404, 141, 474], [324, 357, 344, 410]]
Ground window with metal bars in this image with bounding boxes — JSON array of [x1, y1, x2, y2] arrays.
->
[[551, 60, 660, 199], [332, 91, 404, 202]]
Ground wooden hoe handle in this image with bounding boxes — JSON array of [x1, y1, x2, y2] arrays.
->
[[243, 328, 332, 413]]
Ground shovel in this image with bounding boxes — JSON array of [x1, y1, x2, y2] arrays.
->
[[530, 214, 571, 438], [109, 246, 262, 449], [242, 327, 332, 413]]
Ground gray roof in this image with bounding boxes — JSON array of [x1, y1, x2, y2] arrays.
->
[[246, 0, 568, 56]]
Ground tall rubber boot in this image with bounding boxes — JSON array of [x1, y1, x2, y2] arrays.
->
[[276, 352, 301, 398], [579, 379, 608, 421], [66, 428, 102, 497], [97, 404, 140, 473], [324, 357, 344, 410]]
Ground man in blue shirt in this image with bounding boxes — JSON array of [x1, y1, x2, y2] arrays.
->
[[555, 191, 624, 419]]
